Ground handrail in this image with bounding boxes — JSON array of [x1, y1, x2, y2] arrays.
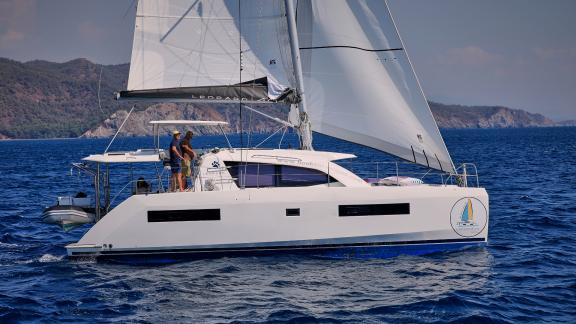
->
[[338, 160, 481, 187], [106, 160, 480, 205], [445, 163, 480, 188], [109, 178, 164, 207]]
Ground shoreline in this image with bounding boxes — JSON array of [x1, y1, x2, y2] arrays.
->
[[1, 125, 575, 141]]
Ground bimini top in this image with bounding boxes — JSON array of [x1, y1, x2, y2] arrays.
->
[[83, 149, 162, 163], [149, 120, 228, 126]]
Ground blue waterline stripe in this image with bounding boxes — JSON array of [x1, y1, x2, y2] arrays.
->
[[71, 238, 485, 257]]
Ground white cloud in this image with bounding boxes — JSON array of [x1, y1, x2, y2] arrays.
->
[[532, 47, 576, 61], [78, 21, 106, 41], [0, 0, 37, 48], [437, 46, 503, 66]]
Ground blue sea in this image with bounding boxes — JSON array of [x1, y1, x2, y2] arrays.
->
[[1, 128, 575, 323]]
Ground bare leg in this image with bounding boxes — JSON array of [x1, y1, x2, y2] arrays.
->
[[170, 173, 176, 192], [177, 172, 184, 191], [181, 173, 188, 190]]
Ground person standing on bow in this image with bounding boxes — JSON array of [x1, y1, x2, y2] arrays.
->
[[180, 130, 197, 191], [169, 130, 185, 192]]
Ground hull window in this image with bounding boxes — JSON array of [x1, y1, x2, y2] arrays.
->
[[339, 204, 410, 216], [286, 208, 300, 216], [148, 209, 221, 222]]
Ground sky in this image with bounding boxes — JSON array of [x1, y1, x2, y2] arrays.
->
[[0, 0, 575, 121]]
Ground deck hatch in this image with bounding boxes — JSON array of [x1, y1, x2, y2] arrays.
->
[[286, 208, 300, 216], [148, 209, 221, 222], [339, 203, 410, 216]]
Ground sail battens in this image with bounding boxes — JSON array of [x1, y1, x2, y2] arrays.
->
[[317, 123, 451, 171], [434, 154, 444, 172], [300, 46, 403, 53]]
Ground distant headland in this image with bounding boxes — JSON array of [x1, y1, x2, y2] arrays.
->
[[0, 57, 573, 140]]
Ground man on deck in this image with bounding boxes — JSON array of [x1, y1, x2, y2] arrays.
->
[[180, 130, 197, 191], [169, 130, 185, 192]]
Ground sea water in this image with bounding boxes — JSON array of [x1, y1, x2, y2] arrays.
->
[[0, 128, 575, 322]]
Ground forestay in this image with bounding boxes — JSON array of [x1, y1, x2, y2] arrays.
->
[[120, 0, 298, 104], [297, 0, 454, 172]]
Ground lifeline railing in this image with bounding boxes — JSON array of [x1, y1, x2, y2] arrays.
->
[[335, 161, 479, 187], [199, 161, 481, 189], [106, 160, 481, 208]]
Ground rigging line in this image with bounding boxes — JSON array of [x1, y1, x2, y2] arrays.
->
[[97, 65, 104, 115], [243, 105, 293, 128], [104, 105, 135, 154], [279, 126, 288, 149], [160, 1, 199, 42], [254, 125, 287, 148], [238, 0, 244, 162], [122, 0, 137, 19], [299, 45, 403, 53], [247, 108, 254, 148]]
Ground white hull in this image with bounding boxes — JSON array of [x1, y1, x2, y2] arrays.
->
[[66, 184, 488, 259]]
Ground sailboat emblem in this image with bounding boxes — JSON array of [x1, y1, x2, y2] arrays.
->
[[450, 197, 487, 237], [460, 199, 474, 223]]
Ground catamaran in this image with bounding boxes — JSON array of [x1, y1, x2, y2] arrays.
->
[[49, 0, 489, 261]]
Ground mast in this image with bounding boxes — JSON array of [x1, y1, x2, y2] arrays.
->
[[284, 0, 313, 150]]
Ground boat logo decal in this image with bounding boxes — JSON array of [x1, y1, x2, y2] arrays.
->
[[211, 160, 220, 168], [450, 197, 487, 237]]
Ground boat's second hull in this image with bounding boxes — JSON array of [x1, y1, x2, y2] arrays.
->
[[66, 185, 489, 261], [75, 239, 485, 264]]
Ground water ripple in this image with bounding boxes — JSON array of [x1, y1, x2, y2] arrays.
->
[[0, 129, 575, 322]]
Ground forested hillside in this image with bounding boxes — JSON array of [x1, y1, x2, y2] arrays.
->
[[0, 58, 567, 139], [0, 58, 128, 138]]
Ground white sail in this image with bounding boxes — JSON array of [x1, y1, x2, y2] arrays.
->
[[297, 0, 454, 172], [124, 0, 297, 103]]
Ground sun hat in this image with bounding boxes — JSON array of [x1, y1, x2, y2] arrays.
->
[[172, 130, 181, 135]]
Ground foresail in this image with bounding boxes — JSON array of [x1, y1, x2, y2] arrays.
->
[[123, 0, 297, 103], [297, 0, 454, 172]]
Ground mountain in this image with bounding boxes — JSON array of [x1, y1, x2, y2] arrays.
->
[[0, 57, 571, 139], [554, 120, 576, 127], [81, 103, 288, 138], [0, 57, 128, 139], [429, 102, 556, 128]]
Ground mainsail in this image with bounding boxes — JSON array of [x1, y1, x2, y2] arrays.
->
[[297, 0, 455, 172], [119, 0, 298, 103], [120, 0, 454, 172]]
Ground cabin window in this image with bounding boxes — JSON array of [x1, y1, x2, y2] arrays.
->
[[148, 209, 221, 222], [226, 162, 336, 188], [279, 166, 330, 187], [339, 203, 410, 216], [231, 163, 276, 188], [286, 208, 300, 216]]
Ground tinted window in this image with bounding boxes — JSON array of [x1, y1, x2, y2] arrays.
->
[[339, 204, 410, 216], [226, 162, 335, 188], [228, 163, 276, 188], [279, 165, 330, 187], [148, 209, 221, 222]]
